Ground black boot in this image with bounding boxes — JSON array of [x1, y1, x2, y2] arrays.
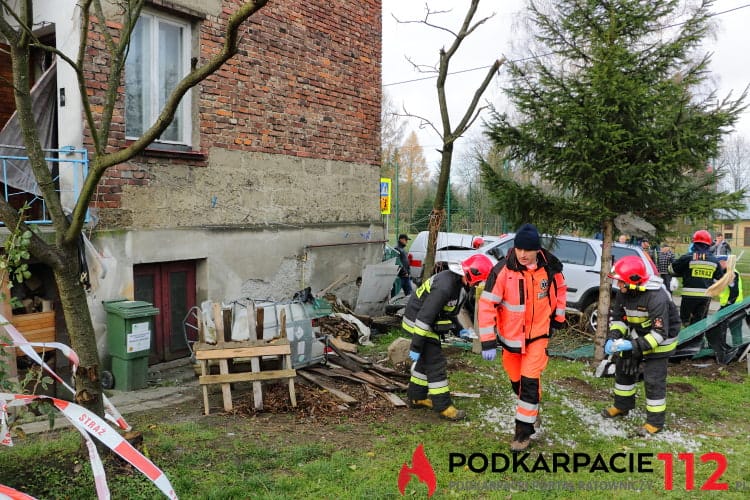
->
[[510, 421, 535, 452]]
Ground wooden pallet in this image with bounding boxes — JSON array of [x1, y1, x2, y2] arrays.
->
[[195, 303, 297, 414], [12, 311, 55, 356]]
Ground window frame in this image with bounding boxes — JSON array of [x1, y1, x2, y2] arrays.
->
[[125, 9, 193, 146]]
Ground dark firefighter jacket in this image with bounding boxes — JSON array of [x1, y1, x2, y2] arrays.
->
[[608, 277, 680, 359], [401, 269, 466, 354]]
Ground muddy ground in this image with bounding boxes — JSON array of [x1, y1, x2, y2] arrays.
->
[[123, 347, 749, 447]]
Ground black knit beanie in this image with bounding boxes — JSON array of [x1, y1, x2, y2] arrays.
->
[[514, 223, 541, 250]]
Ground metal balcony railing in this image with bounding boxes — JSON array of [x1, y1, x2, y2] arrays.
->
[[0, 145, 89, 224]]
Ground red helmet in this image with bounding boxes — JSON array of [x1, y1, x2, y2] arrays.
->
[[472, 237, 484, 249], [608, 256, 648, 287], [461, 254, 493, 286], [692, 230, 712, 245]]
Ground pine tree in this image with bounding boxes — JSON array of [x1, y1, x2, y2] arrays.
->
[[482, 0, 746, 355]]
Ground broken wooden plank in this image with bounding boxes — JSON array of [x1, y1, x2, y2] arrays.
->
[[350, 370, 398, 391], [306, 366, 366, 386], [342, 351, 372, 366], [451, 391, 480, 398], [375, 389, 408, 407], [297, 370, 358, 404], [329, 336, 358, 354], [247, 303, 263, 410], [325, 342, 363, 372], [370, 362, 409, 381], [363, 371, 408, 391]]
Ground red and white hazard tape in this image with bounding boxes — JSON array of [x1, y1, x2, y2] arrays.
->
[[1, 315, 175, 498], [0, 393, 177, 499], [0, 314, 130, 431]]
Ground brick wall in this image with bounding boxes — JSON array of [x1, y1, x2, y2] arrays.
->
[[84, 0, 382, 219]]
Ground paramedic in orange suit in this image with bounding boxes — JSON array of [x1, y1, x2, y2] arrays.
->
[[477, 223, 567, 452]]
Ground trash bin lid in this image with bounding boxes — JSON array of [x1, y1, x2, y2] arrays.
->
[[103, 299, 160, 318]]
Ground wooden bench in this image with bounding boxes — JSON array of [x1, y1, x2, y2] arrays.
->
[[194, 303, 297, 414]]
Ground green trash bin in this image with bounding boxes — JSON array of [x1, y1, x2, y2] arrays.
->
[[104, 299, 159, 391]]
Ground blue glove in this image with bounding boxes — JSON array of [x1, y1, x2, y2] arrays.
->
[[459, 328, 475, 339], [482, 349, 497, 361], [409, 350, 420, 362], [613, 339, 633, 352], [604, 339, 614, 355]]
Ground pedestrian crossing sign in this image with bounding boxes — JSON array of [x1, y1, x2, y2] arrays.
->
[[380, 178, 391, 214]]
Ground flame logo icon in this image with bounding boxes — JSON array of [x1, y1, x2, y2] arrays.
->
[[398, 443, 436, 496]]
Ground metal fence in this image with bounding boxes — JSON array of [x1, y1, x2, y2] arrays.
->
[[0, 145, 89, 224]]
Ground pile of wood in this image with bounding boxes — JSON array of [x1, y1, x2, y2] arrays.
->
[[297, 337, 409, 408]]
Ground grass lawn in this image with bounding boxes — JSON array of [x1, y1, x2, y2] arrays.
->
[[1, 329, 750, 499]]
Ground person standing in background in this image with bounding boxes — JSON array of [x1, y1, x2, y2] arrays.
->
[[657, 245, 675, 294], [670, 230, 724, 326], [394, 234, 413, 296], [709, 234, 731, 256]]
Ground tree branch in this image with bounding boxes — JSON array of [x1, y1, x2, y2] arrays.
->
[[66, 0, 270, 242]]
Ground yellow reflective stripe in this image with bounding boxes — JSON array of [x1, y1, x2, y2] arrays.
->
[[410, 376, 428, 387], [681, 287, 708, 296], [429, 385, 451, 395], [648, 340, 676, 354], [624, 308, 648, 319], [614, 387, 636, 397], [643, 334, 658, 349], [610, 323, 627, 335], [413, 329, 440, 340], [646, 403, 666, 413], [614, 382, 636, 397]]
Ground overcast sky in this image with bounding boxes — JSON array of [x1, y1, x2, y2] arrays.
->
[[382, 0, 750, 170]]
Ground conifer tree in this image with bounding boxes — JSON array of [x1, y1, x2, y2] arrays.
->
[[482, 0, 746, 355]]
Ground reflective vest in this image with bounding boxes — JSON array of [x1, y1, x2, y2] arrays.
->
[[718, 272, 743, 307], [477, 249, 567, 353]]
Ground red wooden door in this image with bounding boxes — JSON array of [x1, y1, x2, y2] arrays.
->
[[134, 261, 196, 363]]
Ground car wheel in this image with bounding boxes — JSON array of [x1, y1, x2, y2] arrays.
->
[[582, 301, 599, 334]]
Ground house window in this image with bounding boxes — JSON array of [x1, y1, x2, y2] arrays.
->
[[125, 11, 191, 145]]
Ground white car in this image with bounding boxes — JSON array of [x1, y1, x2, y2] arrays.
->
[[407, 231, 498, 284], [430, 233, 659, 332]]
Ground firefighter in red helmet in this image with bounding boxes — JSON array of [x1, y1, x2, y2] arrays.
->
[[601, 256, 681, 436], [402, 254, 493, 420], [669, 230, 724, 325]]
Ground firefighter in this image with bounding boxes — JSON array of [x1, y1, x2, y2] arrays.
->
[[403, 253, 493, 420], [601, 256, 680, 436], [669, 230, 724, 326], [477, 223, 567, 451]]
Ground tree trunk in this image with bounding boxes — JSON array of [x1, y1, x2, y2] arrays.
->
[[53, 247, 104, 416], [423, 144, 454, 280], [593, 219, 615, 361]]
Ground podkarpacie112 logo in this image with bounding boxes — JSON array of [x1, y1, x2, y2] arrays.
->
[[398, 444, 437, 497]]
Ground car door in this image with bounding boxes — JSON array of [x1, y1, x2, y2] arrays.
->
[[545, 238, 599, 306]]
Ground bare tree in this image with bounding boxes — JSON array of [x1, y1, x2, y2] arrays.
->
[[0, 0, 269, 417], [381, 88, 407, 179], [394, 0, 504, 279], [715, 133, 750, 193]]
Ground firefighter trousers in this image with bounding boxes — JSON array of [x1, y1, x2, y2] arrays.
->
[[613, 355, 669, 428], [502, 338, 549, 426], [407, 336, 452, 412], [679, 296, 711, 326]]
